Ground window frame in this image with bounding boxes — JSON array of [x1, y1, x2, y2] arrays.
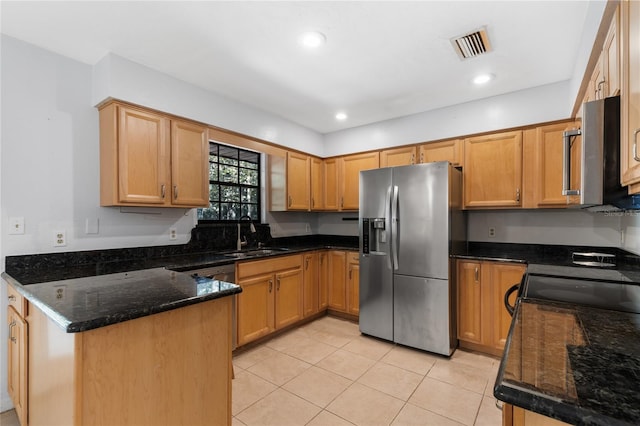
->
[[197, 142, 261, 223]]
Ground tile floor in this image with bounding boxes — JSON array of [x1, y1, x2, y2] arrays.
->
[[0, 316, 503, 426], [232, 316, 503, 426]]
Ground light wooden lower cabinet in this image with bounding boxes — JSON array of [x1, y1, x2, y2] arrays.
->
[[236, 254, 303, 346], [327, 250, 360, 317], [457, 260, 526, 357], [7, 303, 27, 426], [20, 293, 233, 426], [503, 403, 571, 426], [303, 252, 320, 317]]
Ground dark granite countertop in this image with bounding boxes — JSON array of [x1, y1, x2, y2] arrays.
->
[[2, 268, 242, 333], [2, 236, 358, 334], [495, 298, 640, 426]]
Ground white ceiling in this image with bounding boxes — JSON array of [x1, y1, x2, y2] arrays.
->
[[1, 1, 595, 134]]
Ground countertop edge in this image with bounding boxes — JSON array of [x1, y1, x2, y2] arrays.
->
[[2, 270, 242, 333], [493, 299, 636, 426]]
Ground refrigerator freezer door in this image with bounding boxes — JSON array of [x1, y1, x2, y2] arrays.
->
[[392, 163, 450, 280], [359, 168, 394, 341], [393, 275, 453, 355]]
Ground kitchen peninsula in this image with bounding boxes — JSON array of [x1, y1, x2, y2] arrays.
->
[[3, 266, 240, 426]]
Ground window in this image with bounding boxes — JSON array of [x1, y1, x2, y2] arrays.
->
[[198, 142, 261, 221]]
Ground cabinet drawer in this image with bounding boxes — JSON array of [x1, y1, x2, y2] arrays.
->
[[237, 254, 303, 279], [347, 252, 359, 263], [7, 284, 27, 317]]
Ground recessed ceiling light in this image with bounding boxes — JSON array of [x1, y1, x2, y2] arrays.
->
[[299, 31, 326, 48], [473, 73, 494, 85], [335, 112, 348, 121]]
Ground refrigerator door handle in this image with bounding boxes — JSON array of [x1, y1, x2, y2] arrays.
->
[[386, 185, 393, 270], [391, 185, 399, 270]]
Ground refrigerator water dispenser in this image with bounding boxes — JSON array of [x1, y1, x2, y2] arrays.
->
[[362, 218, 386, 254]]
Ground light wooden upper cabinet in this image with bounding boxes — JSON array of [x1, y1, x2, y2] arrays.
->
[[522, 121, 581, 208], [463, 131, 523, 208], [286, 152, 311, 210], [621, 0, 640, 189], [419, 139, 463, 166], [269, 151, 311, 211], [379, 146, 416, 167], [99, 102, 208, 208], [339, 152, 380, 210], [603, 6, 620, 98], [170, 119, 209, 206], [323, 158, 340, 211], [310, 157, 324, 210]]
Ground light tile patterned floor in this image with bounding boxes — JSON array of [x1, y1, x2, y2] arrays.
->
[[233, 316, 503, 426]]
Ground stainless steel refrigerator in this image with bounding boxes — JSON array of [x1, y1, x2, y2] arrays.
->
[[359, 162, 466, 356]]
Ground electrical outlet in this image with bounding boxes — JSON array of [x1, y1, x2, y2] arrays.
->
[[9, 217, 25, 235], [305, 224, 311, 233], [54, 230, 66, 247], [488, 227, 496, 238], [54, 285, 66, 300], [169, 227, 177, 240]]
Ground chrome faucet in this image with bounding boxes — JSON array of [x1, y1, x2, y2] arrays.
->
[[237, 216, 256, 250]]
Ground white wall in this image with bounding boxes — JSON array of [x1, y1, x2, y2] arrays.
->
[[322, 81, 571, 157], [468, 210, 622, 247], [92, 53, 325, 157]]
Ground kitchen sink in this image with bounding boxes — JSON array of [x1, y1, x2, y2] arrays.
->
[[223, 248, 290, 259]]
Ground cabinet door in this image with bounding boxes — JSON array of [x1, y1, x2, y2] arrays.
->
[[488, 263, 526, 351], [170, 119, 209, 207], [323, 158, 340, 211], [621, 0, 640, 188], [347, 253, 360, 316], [379, 146, 416, 167], [116, 106, 170, 204], [528, 122, 578, 207], [591, 55, 605, 100], [318, 251, 329, 310], [275, 268, 304, 329], [7, 306, 27, 426], [464, 131, 523, 208], [603, 7, 620, 98], [457, 261, 482, 344], [303, 253, 319, 317], [311, 157, 324, 210], [339, 152, 380, 210], [419, 139, 463, 166], [287, 152, 311, 210], [328, 251, 347, 311], [237, 273, 275, 346]]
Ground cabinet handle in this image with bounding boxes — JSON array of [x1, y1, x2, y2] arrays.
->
[[420, 152, 424, 163], [277, 277, 281, 291], [320, 255, 324, 265], [305, 258, 310, 270], [349, 267, 352, 279], [515, 188, 520, 202], [474, 267, 479, 282], [269, 280, 273, 293], [9, 320, 16, 343], [340, 197, 344, 209], [311, 197, 315, 208], [633, 128, 640, 162], [411, 153, 415, 165], [161, 184, 166, 199], [288, 195, 292, 207], [597, 80, 606, 99], [8, 295, 16, 302], [173, 185, 178, 200]]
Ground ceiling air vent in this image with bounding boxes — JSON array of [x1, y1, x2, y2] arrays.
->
[[451, 27, 492, 60]]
